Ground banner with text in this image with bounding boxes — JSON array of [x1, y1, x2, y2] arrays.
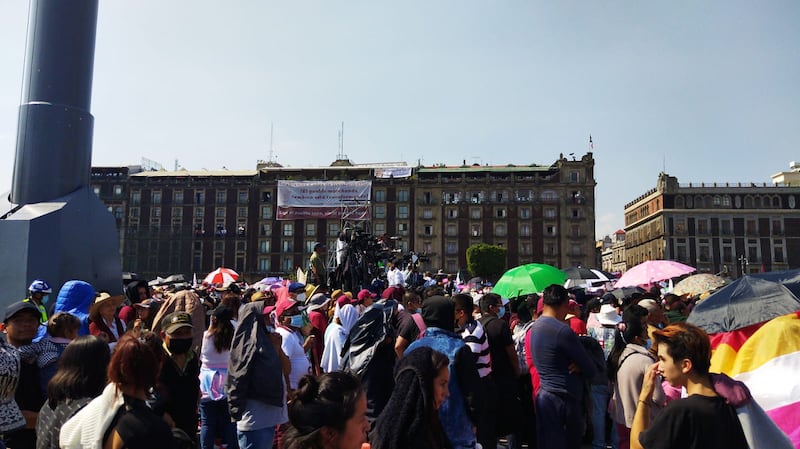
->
[[374, 167, 412, 179], [277, 180, 372, 220]]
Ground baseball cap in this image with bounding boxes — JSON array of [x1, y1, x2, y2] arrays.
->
[[313, 242, 326, 251], [275, 297, 305, 318], [357, 289, 377, 303], [4, 301, 41, 323], [161, 312, 193, 334], [288, 282, 306, 294]]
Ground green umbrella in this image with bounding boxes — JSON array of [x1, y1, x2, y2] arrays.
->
[[492, 263, 567, 298]]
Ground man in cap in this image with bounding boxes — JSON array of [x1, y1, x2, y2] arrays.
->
[[157, 311, 200, 445], [23, 279, 51, 326], [305, 291, 331, 375], [2, 302, 50, 449], [307, 242, 328, 289]]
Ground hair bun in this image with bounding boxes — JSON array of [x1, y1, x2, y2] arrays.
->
[[294, 374, 320, 403]]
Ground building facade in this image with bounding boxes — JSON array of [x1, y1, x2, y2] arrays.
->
[[624, 172, 800, 277], [91, 153, 597, 281], [600, 230, 626, 274]]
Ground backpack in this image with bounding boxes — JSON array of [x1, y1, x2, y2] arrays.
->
[[512, 321, 535, 375]]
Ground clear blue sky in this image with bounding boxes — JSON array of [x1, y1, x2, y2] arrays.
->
[[1, 1, 798, 239]]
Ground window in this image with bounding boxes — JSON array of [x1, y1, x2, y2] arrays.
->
[[495, 224, 506, 236], [260, 223, 272, 236], [214, 241, 224, 252], [470, 208, 481, 219], [697, 219, 708, 235], [519, 208, 531, 219], [516, 190, 532, 202], [747, 239, 759, 262], [305, 222, 316, 236], [493, 190, 506, 202], [151, 207, 161, 218], [520, 242, 532, 255], [422, 208, 433, 219], [261, 206, 272, 219], [722, 195, 731, 207], [113, 185, 123, 197], [446, 260, 457, 273], [471, 224, 481, 237], [541, 190, 558, 202], [152, 191, 161, 204], [238, 190, 248, 204], [675, 196, 685, 208], [129, 207, 140, 218], [520, 224, 531, 237], [570, 171, 580, 183], [469, 191, 484, 204], [675, 218, 686, 234], [113, 207, 123, 219], [328, 222, 340, 236], [216, 190, 227, 204], [545, 225, 556, 236], [773, 239, 785, 263], [772, 219, 783, 234], [423, 192, 432, 204], [444, 192, 461, 204], [397, 205, 409, 219], [746, 219, 757, 235], [283, 257, 293, 272], [173, 190, 183, 204], [305, 240, 316, 253], [237, 207, 247, 218], [261, 191, 272, 202], [720, 219, 732, 235], [424, 225, 433, 236], [495, 208, 507, 218], [131, 191, 141, 205], [259, 258, 270, 272], [423, 242, 433, 254], [571, 209, 580, 219], [398, 223, 409, 236], [698, 239, 710, 262], [447, 208, 458, 219], [195, 189, 205, 204], [545, 243, 556, 256], [215, 207, 225, 218], [374, 205, 386, 219], [236, 241, 246, 252], [374, 190, 386, 202], [397, 190, 409, 202], [713, 196, 721, 207], [544, 208, 556, 219], [446, 241, 457, 255], [373, 222, 385, 234], [446, 224, 457, 236], [282, 223, 294, 236], [722, 239, 733, 263], [282, 240, 293, 252], [92, 185, 101, 196]]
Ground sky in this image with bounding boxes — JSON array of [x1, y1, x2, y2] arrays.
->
[[1, 1, 798, 239]]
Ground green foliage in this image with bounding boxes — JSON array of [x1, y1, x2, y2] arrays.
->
[[466, 244, 507, 281]]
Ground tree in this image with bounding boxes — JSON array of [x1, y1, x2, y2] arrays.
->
[[466, 243, 507, 282]]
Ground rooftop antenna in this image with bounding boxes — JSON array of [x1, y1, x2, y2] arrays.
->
[[336, 121, 347, 160], [267, 122, 275, 164]]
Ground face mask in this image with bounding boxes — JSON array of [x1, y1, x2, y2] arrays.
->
[[168, 337, 192, 354], [497, 307, 506, 319], [644, 338, 653, 350], [265, 325, 275, 333], [657, 323, 664, 329], [289, 314, 304, 328], [41, 295, 50, 305], [415, 308, 422, 314], [296, 293, 307, 303]]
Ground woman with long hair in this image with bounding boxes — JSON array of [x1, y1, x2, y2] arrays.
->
[[60, 333, 174, 449], [199, 305, 238, 449], [371, 347, 451, 449], [36, 336, 110, 449], [283, 371, 369, 449], [607, 305, 665, 449]]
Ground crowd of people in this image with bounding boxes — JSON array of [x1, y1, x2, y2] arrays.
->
[[0, 268, 791, 449]]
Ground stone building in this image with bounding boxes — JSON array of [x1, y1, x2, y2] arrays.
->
[[91, 152, 597, 281], [624, 171, 800, 277]]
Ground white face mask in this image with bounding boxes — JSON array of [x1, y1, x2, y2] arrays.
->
[[296, 293, 307, 303]]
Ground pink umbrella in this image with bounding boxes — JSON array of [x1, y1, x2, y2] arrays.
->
[[615, 260, 695, 288], [203, 267, 239, 285]]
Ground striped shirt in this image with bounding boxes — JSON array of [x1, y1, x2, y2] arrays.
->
[[459, 319, 492, 378]]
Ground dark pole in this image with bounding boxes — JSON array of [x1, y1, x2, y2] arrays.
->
[[10, 0, 99, 205]]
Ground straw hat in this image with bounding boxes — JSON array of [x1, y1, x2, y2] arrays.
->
[[89, 292, 124, 321]]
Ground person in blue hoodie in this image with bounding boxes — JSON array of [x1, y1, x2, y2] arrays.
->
[[404, 295, 484, 449], [53, 280, 96, 336]]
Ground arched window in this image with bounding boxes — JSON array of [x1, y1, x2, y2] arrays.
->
[[744, 196, 753, 209], [675, 196, 685, 208], [773, 196, 781, 208]]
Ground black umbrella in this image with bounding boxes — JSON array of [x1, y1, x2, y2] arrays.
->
[[562, 267, 615, 282], [608, 286, 646, 301], [687, 269, 800, 334]]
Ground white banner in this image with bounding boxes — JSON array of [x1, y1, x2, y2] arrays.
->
[[374, 167, 412, 179], [277, 180, 372, 207]]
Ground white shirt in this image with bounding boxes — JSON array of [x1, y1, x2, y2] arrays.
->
[[275, 326, 311, 389]]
